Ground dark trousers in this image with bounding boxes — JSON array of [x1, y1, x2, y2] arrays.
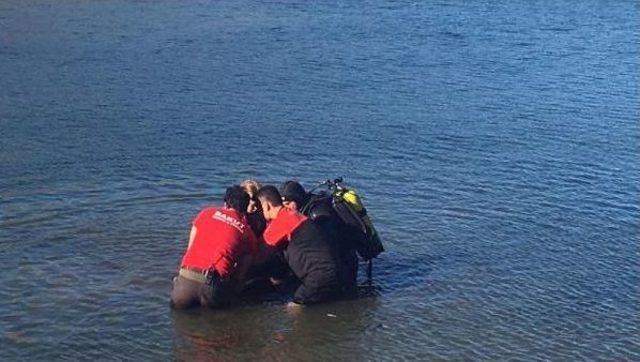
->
[[170, 275, 231, 309]]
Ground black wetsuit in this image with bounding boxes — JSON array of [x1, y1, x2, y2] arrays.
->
[[285, 220, 341, 304], [304, 196, 360, 294]]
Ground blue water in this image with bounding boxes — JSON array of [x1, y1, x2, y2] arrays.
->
[[1, 0, 639, 360]]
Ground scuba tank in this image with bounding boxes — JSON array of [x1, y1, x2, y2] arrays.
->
[[331, 185, 384, 261], [341, 190, 382, 246], [305, 177, 384, 284]]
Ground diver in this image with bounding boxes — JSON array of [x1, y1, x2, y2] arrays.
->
[[256, 185, 343, 306], [170, 186, 258, 309], [280, 180, 360, 295]]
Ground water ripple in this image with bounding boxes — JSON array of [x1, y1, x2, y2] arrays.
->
[[2, 0, 639, 360]]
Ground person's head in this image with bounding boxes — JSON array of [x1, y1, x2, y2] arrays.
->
[[224, 185, 250, 214], [240, 179, 261, 214], [256, 185, 283, 221], [280, 180, 307, 212]]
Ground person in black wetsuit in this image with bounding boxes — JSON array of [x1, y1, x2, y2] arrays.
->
[[280, 181, 360, 295], [257, 185, 342, 306]]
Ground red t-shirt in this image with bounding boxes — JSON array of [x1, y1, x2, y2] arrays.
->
[[180, 207, 257, 278]]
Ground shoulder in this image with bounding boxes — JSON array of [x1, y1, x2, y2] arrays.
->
[[193, 207, 216, 224], [291, 219, 323, 240]]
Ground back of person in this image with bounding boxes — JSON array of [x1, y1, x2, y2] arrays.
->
[[285, 219, 341, 304], [180, 207, 253, 277], [307, 197, 359, 293], [281, 181, 359, 294], [171, 186, 256, 310]]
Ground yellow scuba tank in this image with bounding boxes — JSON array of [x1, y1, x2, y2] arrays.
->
[[323, 178, 384, 260], [339, 189, 382, 253], [341, 190, 364, 212]]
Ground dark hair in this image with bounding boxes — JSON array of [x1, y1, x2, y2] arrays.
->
[[224, 185, 250, 213], [280, 180, 308, 207], [256, 185, 283, 206]]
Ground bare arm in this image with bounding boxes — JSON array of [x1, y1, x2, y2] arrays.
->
[[187, 225, 197, 249]]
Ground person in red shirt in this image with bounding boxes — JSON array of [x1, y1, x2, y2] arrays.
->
[[170, 186, 258, 309]]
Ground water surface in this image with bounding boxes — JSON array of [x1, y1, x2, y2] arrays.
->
[[1, 0, 639, 360]]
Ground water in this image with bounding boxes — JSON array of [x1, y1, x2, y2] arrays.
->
[[1, 0, 639, 360]]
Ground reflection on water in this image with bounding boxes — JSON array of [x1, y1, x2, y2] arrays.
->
[[171, 296, 380, 360]]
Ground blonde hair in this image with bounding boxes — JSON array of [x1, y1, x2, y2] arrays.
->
[[240, 179, 261, 196]]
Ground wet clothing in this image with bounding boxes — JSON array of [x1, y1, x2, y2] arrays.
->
[[170, 270, 234, 309], [263, 208, 341, 305], [172, 207, 256, 309], [285, 221, 342, 304], [303, 195, 360, 294]]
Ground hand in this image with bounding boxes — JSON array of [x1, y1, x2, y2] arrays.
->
[[286, 301, 304, 316], [287, 301, 303, 308]]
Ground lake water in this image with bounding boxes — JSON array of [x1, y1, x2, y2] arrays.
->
[[1, 0, 639, 360]]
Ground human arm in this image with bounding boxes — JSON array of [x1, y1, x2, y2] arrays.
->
[[187, 225, 197, 249], [186, 209, 209, 250], [230, 254, 253, 294], [225, 228, 258, 293]]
